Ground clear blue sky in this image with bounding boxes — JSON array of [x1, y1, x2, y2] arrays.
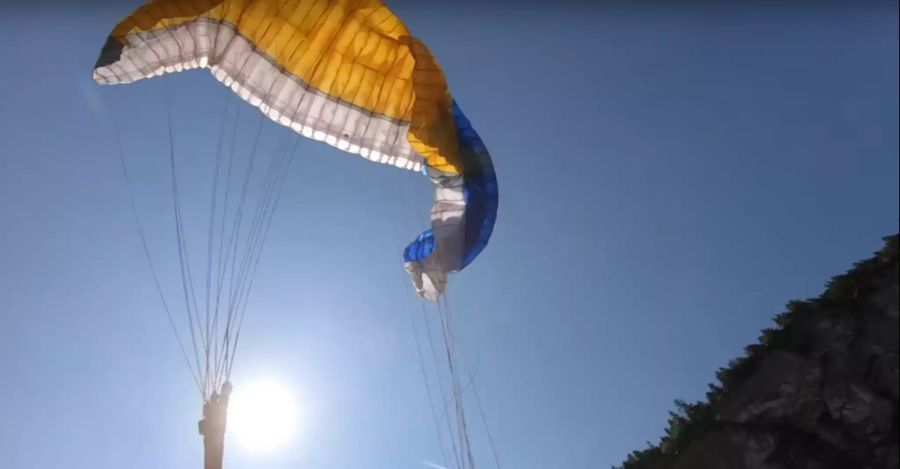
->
[[0, 1, 897, 468]]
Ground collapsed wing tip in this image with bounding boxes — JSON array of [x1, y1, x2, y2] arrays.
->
[[405, 261, 446, 302]]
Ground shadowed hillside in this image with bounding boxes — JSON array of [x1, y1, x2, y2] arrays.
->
[[617, 234, 899, 469]]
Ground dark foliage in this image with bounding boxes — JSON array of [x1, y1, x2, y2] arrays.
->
[[614, 234, 899, 469]]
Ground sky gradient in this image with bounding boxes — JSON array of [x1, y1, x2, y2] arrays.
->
[[1, 1, 897, 468]]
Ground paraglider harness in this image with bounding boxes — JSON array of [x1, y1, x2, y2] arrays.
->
[[198, 382, 232, 469]]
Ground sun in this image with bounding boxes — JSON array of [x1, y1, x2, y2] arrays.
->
[[227, 378, 299, 454]]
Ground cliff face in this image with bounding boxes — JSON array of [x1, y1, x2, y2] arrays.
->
[[619, 235, 899, 469]]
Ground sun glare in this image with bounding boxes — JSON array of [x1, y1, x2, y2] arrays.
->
[[227, 378, 298, 454]]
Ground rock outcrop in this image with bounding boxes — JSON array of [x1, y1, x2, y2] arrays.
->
[[618, 235, 899, 469]]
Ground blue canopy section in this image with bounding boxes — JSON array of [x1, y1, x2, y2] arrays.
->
[[455, 101, 498, 268], [403, 228, 436, 262], [403, 101, 498, 271]]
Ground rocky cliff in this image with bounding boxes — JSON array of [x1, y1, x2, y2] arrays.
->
[[617, 234, 899, 469]]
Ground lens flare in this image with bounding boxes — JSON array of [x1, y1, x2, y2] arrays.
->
[[227, 378, 298, 454]]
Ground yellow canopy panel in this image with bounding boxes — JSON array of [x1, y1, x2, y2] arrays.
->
[[93, 0, 460, 174]]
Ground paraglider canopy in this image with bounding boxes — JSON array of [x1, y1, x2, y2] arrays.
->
[[93, 0, 498, 302], [93, 0, 498, 467]]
